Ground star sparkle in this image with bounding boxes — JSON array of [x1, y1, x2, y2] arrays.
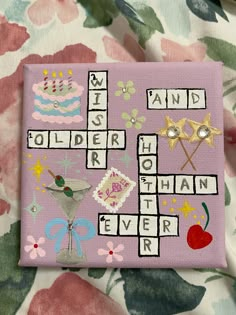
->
[[57, 152, 76, 176], [24, 193, 43, 221], [178, 200, 196, 218], [29, 159, 47, 182], [119, 152, 133, 168], [188, 113, 222, 147], [157, 116, 189, 149]]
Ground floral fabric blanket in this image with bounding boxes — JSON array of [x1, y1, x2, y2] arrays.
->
[[0, 0, 236, 314]]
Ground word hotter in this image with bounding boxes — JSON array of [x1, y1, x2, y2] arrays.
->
[[147, 88, 206, 110], [99, 134, 219, 257], [27, 71, 126, 169]]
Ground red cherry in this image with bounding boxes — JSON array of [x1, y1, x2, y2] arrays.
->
[[109, 250, 113, 255], [187, 225, 213, 250], [56, 175, 61, 180], [64, 187, 69, 191], [34, 244, 38, 248]]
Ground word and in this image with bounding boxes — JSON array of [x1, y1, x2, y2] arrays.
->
[[147, 89, 206, 110]]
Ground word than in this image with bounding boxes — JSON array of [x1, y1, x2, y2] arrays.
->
[[147, 88, 206, 110]]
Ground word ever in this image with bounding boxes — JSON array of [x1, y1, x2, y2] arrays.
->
[[147, 89, 206, 110], [98, 134, 218, 257], [27, 71, 126, 169]]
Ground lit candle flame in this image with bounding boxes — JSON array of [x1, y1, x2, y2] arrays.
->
[[52, 71, 57, 78], [59, 71, 63, 78], [68, 69, 73, 76], [43, 69, 48, 76]]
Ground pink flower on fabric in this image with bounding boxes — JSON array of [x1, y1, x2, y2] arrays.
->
[[161, 38, 206, 62], [24, 235, 46, 259], [0, 14, 29, 56], [103, 34, 145, 62], [27, 0, 79, 26], [224, 108, 236, 177], [98, 241, 124, 263]]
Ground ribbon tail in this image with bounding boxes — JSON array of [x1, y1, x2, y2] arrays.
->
[[74, 218, 96, 241], [45, 218, 68, 253]]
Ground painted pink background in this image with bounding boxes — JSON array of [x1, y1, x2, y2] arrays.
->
[[20, 62, 225, 268]]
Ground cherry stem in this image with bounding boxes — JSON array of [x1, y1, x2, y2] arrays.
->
[[202, 202, 210, 230]]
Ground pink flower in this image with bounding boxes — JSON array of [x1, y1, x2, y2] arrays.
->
[[0, 199, 10, 216], [24, 235, 46, 259], [112, 182, 122, 192], [161, 38, 206, 62], [103, 34, 145, 62], [224, 108, 236, 177], [98, 241, 124, 263], [0, 14, 29, 56], [27, 0, 79, 26], [28, 273, 126, 315]]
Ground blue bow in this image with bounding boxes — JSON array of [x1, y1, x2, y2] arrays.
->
[[45, 218, 96, 257]]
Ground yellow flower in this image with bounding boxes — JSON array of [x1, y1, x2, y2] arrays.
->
[[115, 80, 136, 100], [121, 109, 146, 129]]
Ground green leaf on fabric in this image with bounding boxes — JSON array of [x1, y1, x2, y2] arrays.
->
[[114, 0, 144, 24], [205, 275, 223, 283], [61, 267, 81, 272], [186, 0, 228, 23], [223, 85, 236, 97], [4, 0, 30, 23], [194, 268, 218, 273], [120, 269, 206, 315], [126, 4, 164, 47], [0, 221, 37, 315], [225, 183, 231, 206], [223, 78, 236, 87], [77, 0, 119, 27], [199, 37, 236, 70], [88, 268, 107, 279]]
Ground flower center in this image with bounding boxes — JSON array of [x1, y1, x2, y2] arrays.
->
[[197, 125, 211, 139], [122, 88, 127, 93], [166, 126, 180, 139], [34, 244, 38, 248], [130, 117, 136, 124], [109, 250, 113, 255]]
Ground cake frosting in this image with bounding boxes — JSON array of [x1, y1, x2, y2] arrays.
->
[[32, 80, 84, 124]]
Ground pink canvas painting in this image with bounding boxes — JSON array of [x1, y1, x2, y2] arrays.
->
[[20, 62, 226, 268]]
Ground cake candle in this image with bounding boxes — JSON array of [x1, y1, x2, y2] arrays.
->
[[59, 71, 63, 92], [43, 69, 48, 90], [68, 69, 73, 90], [52, 71, 57, 93]]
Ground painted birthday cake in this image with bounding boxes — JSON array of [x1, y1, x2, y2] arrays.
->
[[32, 70, 84, 124]]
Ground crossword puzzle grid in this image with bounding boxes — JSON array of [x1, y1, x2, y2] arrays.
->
[[99, 134, 218, 257], [26, 69, 219, 258], [27, 71, 126, 169]]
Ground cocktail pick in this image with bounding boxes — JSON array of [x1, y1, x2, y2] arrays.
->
[[48, 169, 74, 199], [181, 113, 222, 170], [157, 116, 196, 170]]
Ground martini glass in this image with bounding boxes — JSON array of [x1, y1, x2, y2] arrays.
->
[[46, 178, 91, 264]]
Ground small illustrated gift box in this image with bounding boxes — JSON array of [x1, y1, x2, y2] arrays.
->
[[20, 62, 226, 268]]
